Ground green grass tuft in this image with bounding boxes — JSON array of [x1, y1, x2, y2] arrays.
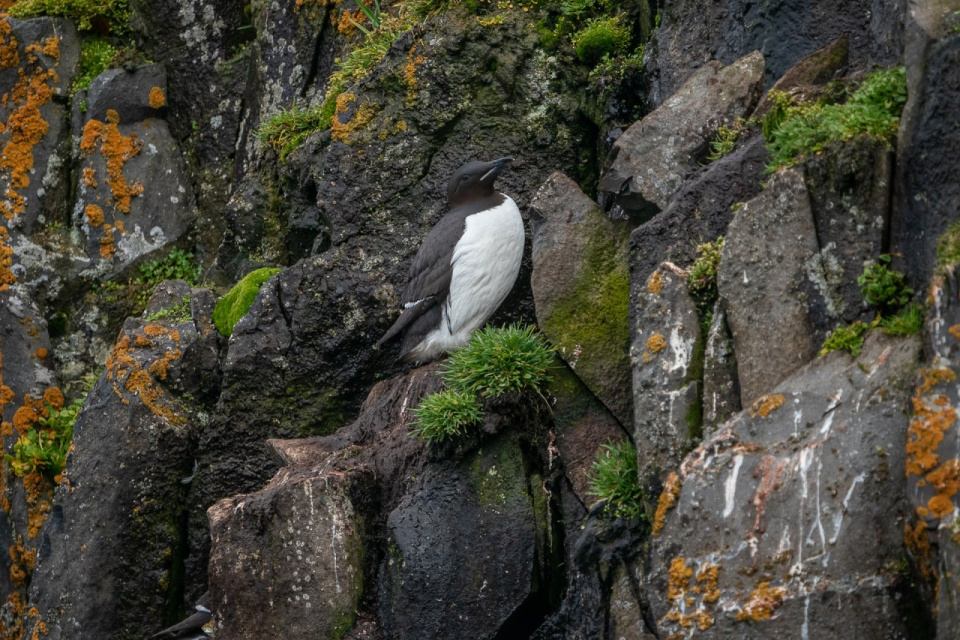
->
[[6, 395, 85, 480], [7, 0, 131, 32], [858, 254, 913, 315], [72, 38, 117, 94], [764, 67, 907, 172], [410, 389, 483, 445], [687, 237, 724, 315], [255, 104, 329, 161], [440, 323, 555, 398], [213, 267, 281, 337], [572, 15, 630, 64], [707, 122, 745, 163], [880, 303, 924, 336], [587, 440, 644, 519]]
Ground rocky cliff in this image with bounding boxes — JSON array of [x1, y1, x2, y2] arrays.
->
[[0, 0, 955, 638]]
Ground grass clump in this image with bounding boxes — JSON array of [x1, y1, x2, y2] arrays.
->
[[764, 67, 907, 172], [213, 267, 281, 336], [440, 323, 555, 398], [572, 15, 629, 64], [587, 440, 644, 519], [411, 324, 555, 445], [688, 237, 724, 315], [858, 254, 913, 315], [707, 122, 746, 162], [256, 105, 329, 161], [880, 303, 924, 336], [72, 38, 117, 93], [6, 395, 84, 481], [410, 389, 483, 445], [7, 0, 131, 32]]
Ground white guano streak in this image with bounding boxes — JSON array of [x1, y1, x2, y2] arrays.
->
[[723, 455, 744, 518]]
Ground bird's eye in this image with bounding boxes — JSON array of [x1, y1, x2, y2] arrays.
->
[[461, 176, 469, 182]]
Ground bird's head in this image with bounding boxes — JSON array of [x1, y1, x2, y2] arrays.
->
[[446, 157, 513, 207]]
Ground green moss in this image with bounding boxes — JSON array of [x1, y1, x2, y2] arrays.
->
[[572, 15, 630, 64], [212, 267, 281, 336], [937, 220, 960, 269], [467, 436, 526, 508], [8, 0, 131, 32], [764, 67, 907, 172], [819, 319, 874, 357], [540, 212, 630, 390], [144, 294, 191, 324], [72, 37, 118, 94]]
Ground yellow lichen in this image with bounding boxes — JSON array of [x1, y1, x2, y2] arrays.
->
[[653, 472, 681, 536], [749, 394, 786, 419], [403, 44, 426, 106], [148, 86, 166, 109], [330, 96, 377, 144], [736, 581, 787, 621], [647, 271, 664, 294], [646, 333, 667, 354]]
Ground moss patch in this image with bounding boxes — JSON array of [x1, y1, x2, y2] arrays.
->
[[212, 267, 281, 336], [468, 436, 526, 508]]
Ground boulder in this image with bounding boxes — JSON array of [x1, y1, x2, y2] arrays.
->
[[598, 51, 765, 219], [751, 36, 850, 118], [717, 169, 820, 405], [632, 265, 701, 478], [645, 0, 905, 106], [74, 65, 198, 280], [647, 332, 929, 638], [25, 282, 219, 639], [530, 172, 634, 427]]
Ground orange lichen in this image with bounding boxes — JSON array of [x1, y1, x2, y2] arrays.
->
[[749, 394, 786, 419], [99, 222, 116, 259], [905, 519, 937, 585], [335, 8, 362, 35], [0, 227, 14, 290], [0, 18, 18, 70], [663, 557, 719, 632], [40, 386, 62, 409], [85, 203, 104, 227], [736, 581, 788, 621], [950, 325, 960, 340], [8, 540, 35, 587], [148, 86, 166, 109], [23, 471, 51, 539], [667, 557, 694, 602], [646, 333, 667, 353], [12, 403, 38, 436], [331, 97, 377, 144], [80, 110, 144, 214], [34, 347, 47, 360], [925, 460, 960, 518], [148, 349, 182, 381], [105, 326, 186, 424], [81, 167, 97, 188], [917, 366, 956, 396], [404, 44, 426, 106], [2, 592, 25, 639], [647, 271, 664, 294], [907, 369, 959, 478], [653, 472, 681, 536]]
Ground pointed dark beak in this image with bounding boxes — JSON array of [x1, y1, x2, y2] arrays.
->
[[480, 157, 513, 182]]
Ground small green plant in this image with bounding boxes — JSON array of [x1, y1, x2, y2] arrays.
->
[[688, 237, 724, 314], [133, 248, 202, 307], [572, 15, 630, 64], [213, 267, 281, 336], [764, 67, 907, 172], [8, 0, 131, 32], [256, 104, 329, 160], [440, 323, 555, 398], [348, 0, 382, 35], [937, 220, 960, 270], [145, 294, 192, 324], [880, 303, 924, 336], [819, 320, 873, 357], [587, 440, 644, 519], [707, 122, 745, 162], [410, 389, 483, 445], [858, 254, 913, 314], [6, 395, 84, 480], [72, 38, 117, 94]]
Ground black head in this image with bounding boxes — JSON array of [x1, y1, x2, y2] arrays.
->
[[446, 157, 513, 207]]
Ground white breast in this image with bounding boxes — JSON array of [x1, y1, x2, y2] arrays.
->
[[409, 196, 524, 360]]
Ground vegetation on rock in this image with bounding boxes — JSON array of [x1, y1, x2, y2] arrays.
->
[[572, 15, 629, 64], [213, 267, 281, 337], [587, 440, 645, 519], [410, 389, 483, 444], [6, 394, 84, 481], [7, 0, 130, 32], [819, 319, 875, 357], [72, 37, 117, 93], [707, 121, 746, 162], [937, 220, 960, 270], [763, 66, 907, 172], [688, 237, 724, 317], [858, 253, 913, 315]]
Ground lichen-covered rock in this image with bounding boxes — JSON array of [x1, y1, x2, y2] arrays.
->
[[0, 17, 79, 237], [701, 303, 741, 432], [74, 66, 198, 280], [892, 1, 960, 287], [718, 169, 820, 405], [632, 265, 701, 478], [25, 282, 219, 639], [647, 332, 929, 638], [208, 466, 368, 639], [645, 0, 905, 106], [597, 51, 765, 219], [530, 172, 633, 427]]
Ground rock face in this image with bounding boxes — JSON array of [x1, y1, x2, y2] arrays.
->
[[26, 283, 219, 639], [530, 172, 634, 427], [647, 332, 928, 638], [598, 51, 765, 219], [646, 0, 905, 105]]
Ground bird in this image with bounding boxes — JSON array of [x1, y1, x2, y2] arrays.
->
[[376, 157, 525, 362], [150, 592, 212, 639]]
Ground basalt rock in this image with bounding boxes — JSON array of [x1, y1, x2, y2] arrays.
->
[[647, 332, 929, 638], [25, 282, 221, 640], [598, 51, 765, 220]]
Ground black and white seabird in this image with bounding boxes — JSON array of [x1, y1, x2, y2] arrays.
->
[[150, 592, 212, 639], [377, 157, 524, 362]]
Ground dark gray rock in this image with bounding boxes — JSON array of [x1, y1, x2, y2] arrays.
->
[[647, 332, 928, 638], [645, 0, 905, 106], [632, 264, 701, 478], [208, 466, 369, 639], [73, 66, 198, 279], [892, 2, 960, 288], [598, 51, 765, 219], [629, 133, 769, 300], [530, 172, 634, 427], [718, 169, 820, 405], [702, 302, 740, 432], [751, 36, 850, 119], [25, 282, 218, 640], [0, 18, 79, 236]]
